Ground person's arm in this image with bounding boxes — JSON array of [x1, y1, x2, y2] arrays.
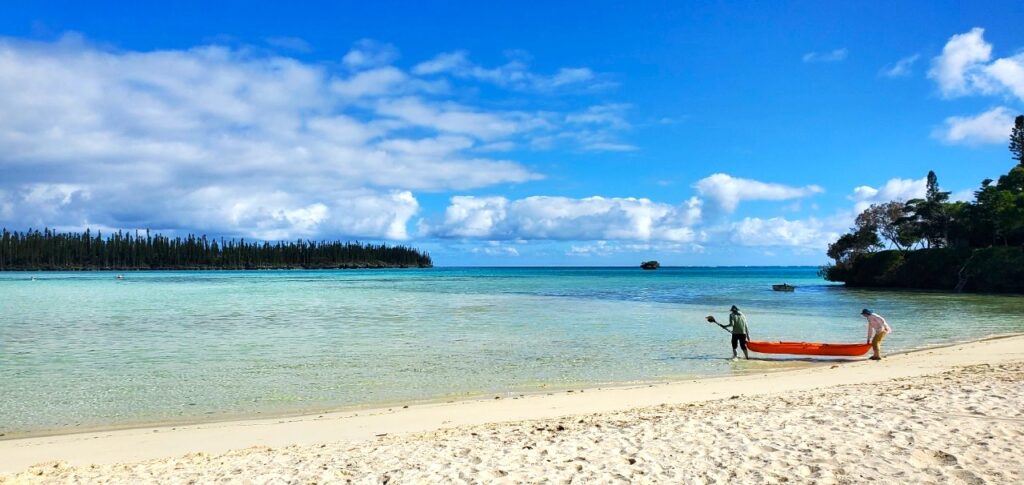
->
[[707, 316, 731, 331], [866, 317, 874, 342]]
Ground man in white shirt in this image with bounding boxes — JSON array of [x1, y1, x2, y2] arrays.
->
[[861, 309, 892, 361]]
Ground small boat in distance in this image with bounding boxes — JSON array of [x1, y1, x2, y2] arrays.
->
[[772, 283, 795, 292], [640, 261, 660, 270]]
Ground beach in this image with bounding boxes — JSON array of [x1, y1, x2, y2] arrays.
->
[[2, 335, 1022, 483]]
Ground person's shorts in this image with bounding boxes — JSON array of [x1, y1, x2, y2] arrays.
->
[[731, 334, 748, 349]]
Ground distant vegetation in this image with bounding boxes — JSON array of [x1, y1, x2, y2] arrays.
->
[[821, 115, 1024, 293], [0, 229, 432, 270]]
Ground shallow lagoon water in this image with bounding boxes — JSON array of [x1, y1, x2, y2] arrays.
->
[[2, 267, 1023, 434]]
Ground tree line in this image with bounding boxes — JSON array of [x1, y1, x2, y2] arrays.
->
[[822, 115, 1024, 292], [0, 228, 433, 270]]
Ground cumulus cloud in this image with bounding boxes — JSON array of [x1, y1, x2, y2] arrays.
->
[[802, 48, 848, 63], [694, 173, 824, 213], [933, 106, 1016, 145], [412, 50, 600, 91], [426, 195, 703, 242], [929, 27, 1024, 100], [850, 177, 927, 213], [0, 35, 631, 239], [729, 217, 840, 249], [880, 54, 920, 78]]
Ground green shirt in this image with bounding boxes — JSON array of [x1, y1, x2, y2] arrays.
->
[[728, 312, 749, 335]]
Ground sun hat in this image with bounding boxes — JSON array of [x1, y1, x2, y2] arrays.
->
[[861, 308, 872, 315], [730, 305, 739, 312]]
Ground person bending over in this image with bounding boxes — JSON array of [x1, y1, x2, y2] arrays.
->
[[862, 308, 891, 361]]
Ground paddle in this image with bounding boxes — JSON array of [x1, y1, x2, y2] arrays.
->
[[705, 315, 731, 333]]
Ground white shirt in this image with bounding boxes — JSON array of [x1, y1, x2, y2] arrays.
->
[[866, 313, 892, 340]]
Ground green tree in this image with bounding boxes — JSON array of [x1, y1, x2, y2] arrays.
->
[[855, 201, 920, 252], [905, 170, 952, 247], [826, 226, 882, 263], [1010, 115, 1024, 166]]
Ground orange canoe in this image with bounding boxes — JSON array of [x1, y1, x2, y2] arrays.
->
[[746, 340, 872, 357]]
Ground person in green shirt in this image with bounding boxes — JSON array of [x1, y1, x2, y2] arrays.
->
[[708, 305, 750, 359]]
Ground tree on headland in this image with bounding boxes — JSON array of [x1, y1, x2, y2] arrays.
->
[[1010, 115, 1024, 166], [826, 225, 882, 264], [854, 201, 919, 253], [822, 112, 1024, 292], [904, 170, 951, 248]]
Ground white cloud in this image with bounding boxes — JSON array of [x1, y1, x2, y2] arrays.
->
[[374, 96, 539, 140], [730, 217, 840, 249], [802, 48, 848, 63], [985, 54, 1024, 100], [583, 142, 639, 152], [412, 50, 598, 91], [469, 241, 521, 257], [693, 173, 824, 213], [933, 106, 1015, 145], [880, 54, 920, 78], [427, 195, 702, 242], [567, 240, 703, 257], [330, 67, 412, 98], [928, 27, 1024, 100], [342, 39, 398, 69], [0, 35, 593, 239], [412, 51, 468, 75], [951, 189, 975, 203], [850, 177, 927, 213], [565, 104, 630, 129], [929, 28, 992, 96]]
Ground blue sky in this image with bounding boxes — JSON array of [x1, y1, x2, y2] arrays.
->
[[1, 1, 1023, 265]]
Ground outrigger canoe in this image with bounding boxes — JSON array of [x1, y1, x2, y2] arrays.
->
[[746, 340, 872, 357]]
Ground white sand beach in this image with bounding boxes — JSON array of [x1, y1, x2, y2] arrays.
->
[[2, 335, 1023, 483]]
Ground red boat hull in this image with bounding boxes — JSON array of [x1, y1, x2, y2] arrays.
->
[[746, 340, 872, 357]]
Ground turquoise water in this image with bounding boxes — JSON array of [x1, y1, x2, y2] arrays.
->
[[2, 267, 1023, 435]]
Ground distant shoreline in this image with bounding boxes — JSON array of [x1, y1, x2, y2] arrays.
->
[[0, 264, 430, 271]]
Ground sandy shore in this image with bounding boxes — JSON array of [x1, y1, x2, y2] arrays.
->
[[2, 336, 1023, 483]]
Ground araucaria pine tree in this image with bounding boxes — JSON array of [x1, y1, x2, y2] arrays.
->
[[1010, 115, 1024, 166]]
